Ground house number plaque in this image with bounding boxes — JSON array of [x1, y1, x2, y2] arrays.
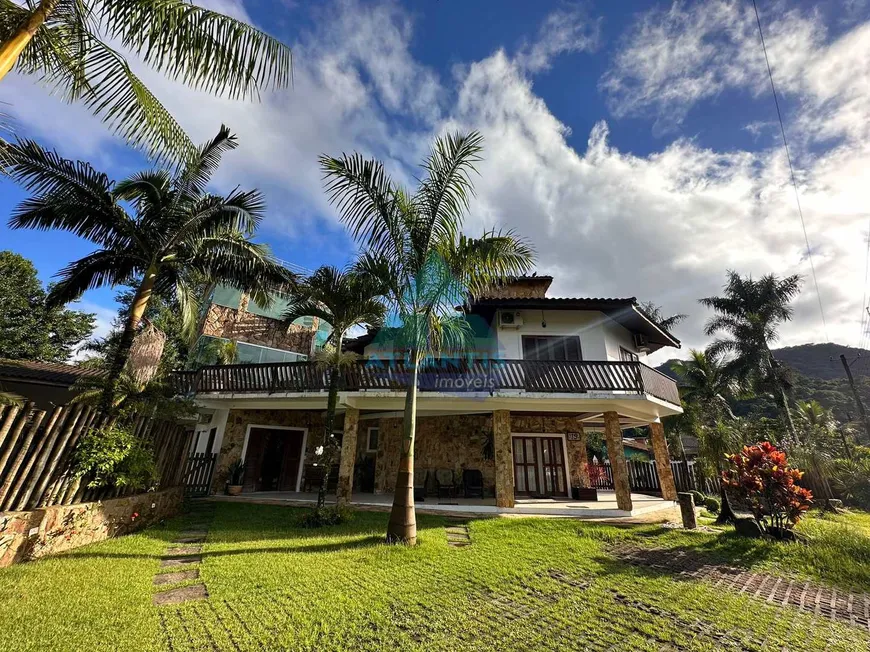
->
[[566, 432, 581, 441]]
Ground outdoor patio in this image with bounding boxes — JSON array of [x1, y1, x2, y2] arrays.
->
[[207, 490, 676, 518]]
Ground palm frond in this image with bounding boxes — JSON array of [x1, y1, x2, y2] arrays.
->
[[46, 249, 140, 307], [100, 0, 292, 100], [174, 125, 239, 198]]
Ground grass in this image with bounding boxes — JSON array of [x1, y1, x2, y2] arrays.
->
[[0, 503, 869, 651]]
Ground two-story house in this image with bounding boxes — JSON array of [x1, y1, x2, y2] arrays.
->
[[176, 276, 682, 516]]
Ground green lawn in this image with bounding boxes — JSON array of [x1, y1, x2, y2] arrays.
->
[[1, 503, 869, 651]]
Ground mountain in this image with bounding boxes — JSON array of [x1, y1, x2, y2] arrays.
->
[[657, 343, 870, 422]]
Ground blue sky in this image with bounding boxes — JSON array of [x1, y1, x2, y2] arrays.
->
[[2, 0, 870, 361]]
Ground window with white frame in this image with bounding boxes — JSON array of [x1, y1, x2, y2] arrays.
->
[[366, 427, 379, 452]]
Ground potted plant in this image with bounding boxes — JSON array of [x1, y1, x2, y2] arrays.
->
[[573, 463, 605, 501], [226, 460, 245, 496]]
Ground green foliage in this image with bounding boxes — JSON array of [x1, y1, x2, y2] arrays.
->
[[689, 490, 706, 506], [74, 424, 157, 490], [227, 460, 245, 486], [704, 496, 721, 514], [0, 250, 95, 362], [297, 504, 353, 528], [2, 0, 292, 162], [831, 447, 870, 508]]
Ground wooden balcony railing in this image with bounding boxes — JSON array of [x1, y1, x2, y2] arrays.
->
[[171, 359, 681, 406]]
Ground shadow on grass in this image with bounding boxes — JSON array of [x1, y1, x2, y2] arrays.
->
[[69, 534, 385, 561]]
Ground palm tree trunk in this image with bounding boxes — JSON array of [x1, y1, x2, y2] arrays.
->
[[317, 333, 344, 511], [100, 265, 158, 412], [387, 356, 419, 545], [778, 387, 798, 439], [0, 0, 58, 80]]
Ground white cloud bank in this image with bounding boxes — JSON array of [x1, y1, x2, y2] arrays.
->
[[4, 0, 870, 364]]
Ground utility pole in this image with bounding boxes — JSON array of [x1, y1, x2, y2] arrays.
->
[[840, 354, 870, 443]]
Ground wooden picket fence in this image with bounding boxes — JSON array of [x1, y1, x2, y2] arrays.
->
[[589, 459, 721, 496], [0, 402, 193, 512]]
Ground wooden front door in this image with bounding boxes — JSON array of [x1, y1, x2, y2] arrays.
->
[[512, 436, 569, 498], [243, 427, 305, 492]]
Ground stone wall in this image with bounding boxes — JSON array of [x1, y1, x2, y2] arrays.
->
[[374, 415, 496, 494], [479, 277, 552, 299], [212, 409, 326, 492], [511, 415, 589, 487], [0, 486, 183, 567], [201, 304, 315, 355]]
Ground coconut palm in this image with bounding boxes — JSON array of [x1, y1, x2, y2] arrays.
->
[[281, 265, 386, 512], [0, 0, 291, 162], [701, 271, 802, 438], [5, 126, 292, 411], [320, 131, 535, 544], [638, 301, 687, 332]]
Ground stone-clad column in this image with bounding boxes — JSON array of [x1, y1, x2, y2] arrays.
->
[[493, 410, 514, 508], [603, 411, 632, 512], [649, 421, 677, 501], [336, 407, 360, 505], [566, 421, 590, 488]]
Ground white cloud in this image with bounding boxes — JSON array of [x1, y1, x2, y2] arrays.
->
[[69, 301, 118, 362], [3, 0, 870, 367], [515, 6, 601, 73]]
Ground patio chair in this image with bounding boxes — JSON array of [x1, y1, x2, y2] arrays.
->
[[462, 469, 484, 499], [413, 469, 429, 502], [301, 464, 325, 492], [435, 469, 455, 499]]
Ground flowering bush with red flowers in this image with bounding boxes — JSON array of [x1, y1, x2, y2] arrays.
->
[[722, 442, 813, 534]]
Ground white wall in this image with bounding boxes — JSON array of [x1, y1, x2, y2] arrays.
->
[[494, 309, 643, 362]]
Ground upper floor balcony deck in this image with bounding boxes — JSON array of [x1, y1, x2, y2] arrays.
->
[[172, 358, 681, 408]]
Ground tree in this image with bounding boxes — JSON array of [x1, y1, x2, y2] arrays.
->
[[282, 265, 386, 514], [670, 349, 743, 522], [638, 301, 687, 332], [701, 271, 802, 438], [788, 400, 838, 507], [0, 0, 291, 162], [0, 250, 95, 361], [5, 126, 292, 411], [320, 131, 535, 544]]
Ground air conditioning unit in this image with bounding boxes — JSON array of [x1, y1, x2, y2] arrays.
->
[[498, 311, 523, 329], [633, 333, 650, 353]]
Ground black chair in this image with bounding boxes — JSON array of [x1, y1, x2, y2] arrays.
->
[[414, 469, 429, 502], [463, 469, 484, 498], [435, 469, 455, 499]]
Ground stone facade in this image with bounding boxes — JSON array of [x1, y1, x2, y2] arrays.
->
[[479, 276, 553, 299], [0, 486, 183, 567], [201, 304, 315, 355], [604, 411, 633, 511], [649, 422, 677, 500], [510, 415, 590, 488], [336, 407, 359, 504], [212, 409, 326, 492]]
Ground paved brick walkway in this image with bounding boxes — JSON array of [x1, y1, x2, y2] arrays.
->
[[445, 519, 471, 547], [613, 545, 870, 632]]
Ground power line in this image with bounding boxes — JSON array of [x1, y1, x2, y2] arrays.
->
[[752, 0, 829, 342]]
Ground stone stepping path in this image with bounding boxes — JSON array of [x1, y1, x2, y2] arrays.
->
[[614, 545, 870, 631], [445, 520, 471, 548], [152, 501, 215, 606]]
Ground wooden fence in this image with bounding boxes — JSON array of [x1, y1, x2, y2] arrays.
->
[[0, 402, 192, 512], [589, 460, 721, 496]]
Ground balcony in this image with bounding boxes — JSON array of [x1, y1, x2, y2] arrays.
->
[[172, 359, 681, 407]]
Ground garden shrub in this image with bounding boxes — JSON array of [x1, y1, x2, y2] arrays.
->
[[722, 441, 813, 538], [689, 490, 706, 506], [298, 505, 353, 528], [74, 424, 157, 490], [704, 496, 721, 514]]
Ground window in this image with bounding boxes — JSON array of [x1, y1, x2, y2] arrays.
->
[[521, 336, 582, 361], [367, 427, 379, 452], [620, 347, 639, 362]]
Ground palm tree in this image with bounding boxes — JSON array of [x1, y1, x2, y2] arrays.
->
[[0, 0, 291, 162], [5, 126, 292, 411], [320, 131, 535, 544], [700, 271, 802, 438], [670, 349, 739, 421], [282, 265, 386, 512], [671, 349, 743, 522], [791, 399, 837, 508], [639, 301, 687, 332]]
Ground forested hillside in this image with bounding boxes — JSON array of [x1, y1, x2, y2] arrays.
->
[[658, 343, 870, 422]]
